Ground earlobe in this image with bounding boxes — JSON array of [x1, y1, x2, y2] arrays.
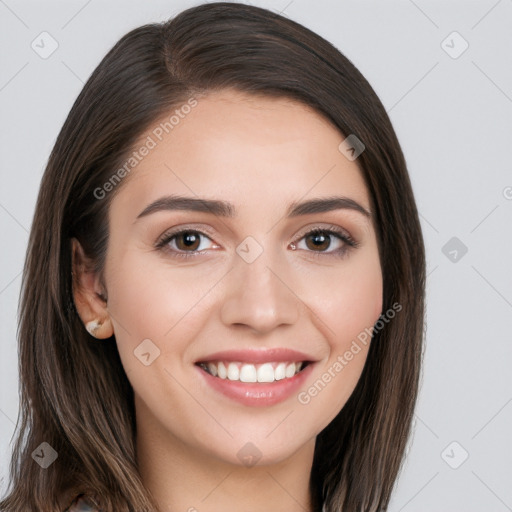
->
[[71, 238, 114, 339], [85, 320, 101, 337], [85, 317, 114, 339]]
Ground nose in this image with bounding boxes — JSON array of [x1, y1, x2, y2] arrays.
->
[[220, 247, 301, 334]]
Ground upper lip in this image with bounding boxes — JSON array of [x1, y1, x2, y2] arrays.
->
[[195, 348, 316, 364]]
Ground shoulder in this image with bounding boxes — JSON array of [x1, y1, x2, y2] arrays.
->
[[63, 493, 103, 512]]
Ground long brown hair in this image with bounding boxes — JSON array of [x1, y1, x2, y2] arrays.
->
[[0, 3, 425, 511]]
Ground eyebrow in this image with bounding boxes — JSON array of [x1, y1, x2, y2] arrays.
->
[[136, 194, 371, 220]]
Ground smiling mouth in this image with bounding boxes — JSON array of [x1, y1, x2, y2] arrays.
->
[[196, 360, 311, 383]]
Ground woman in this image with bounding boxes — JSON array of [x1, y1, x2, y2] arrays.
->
[[0, 2, 425, 511]]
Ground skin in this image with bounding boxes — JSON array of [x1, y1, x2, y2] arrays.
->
[[72, 89, 383, 512]]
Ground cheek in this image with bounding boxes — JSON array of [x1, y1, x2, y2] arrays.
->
[[308, 250, 383, 349], [295, 251, 382, 416], [104, 250, 210, 371]]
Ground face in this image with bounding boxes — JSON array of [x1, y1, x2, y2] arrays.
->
[[92, 89, 382, 467]]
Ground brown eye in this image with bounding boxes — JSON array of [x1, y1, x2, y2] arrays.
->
[[305, 231, 332, 251], [291, 227, 358, 259], [174, 231, 202, 251], [156, 229, 217, 258]]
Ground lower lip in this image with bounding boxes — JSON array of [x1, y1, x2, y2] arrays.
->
[[195, 363, 315, 407]]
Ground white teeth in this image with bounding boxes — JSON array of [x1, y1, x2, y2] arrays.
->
[[217, 361, 227, 379], [274, 362, 286, 381], [240, 364, 257, 382], [200, 361, 305, 382], [285, 363, 296, 378], [257, 363, 275, 383], [227, 362, 240, 381], [207, 362, 218, 377]]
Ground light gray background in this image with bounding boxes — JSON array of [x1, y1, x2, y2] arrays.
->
[[1, 0, 511, 510]]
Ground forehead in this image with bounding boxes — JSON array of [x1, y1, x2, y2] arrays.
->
[[111, 89, 371, 220]]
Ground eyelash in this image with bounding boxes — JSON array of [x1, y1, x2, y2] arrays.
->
[[155, 226, 359, 260]]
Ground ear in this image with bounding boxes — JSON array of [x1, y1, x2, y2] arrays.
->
[[71, 238, 114, 339]]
